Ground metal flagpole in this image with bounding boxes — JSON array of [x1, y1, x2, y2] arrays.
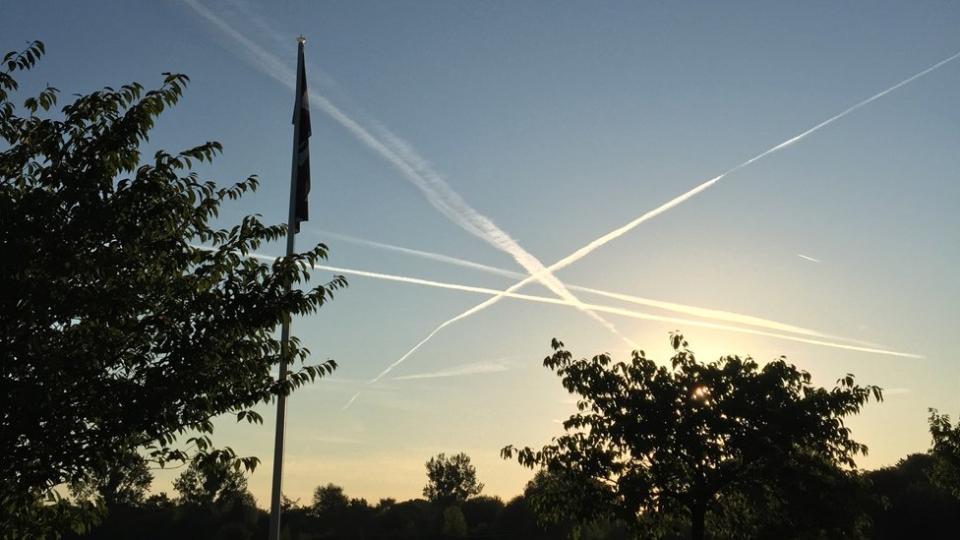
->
[[268, 35, 308, 540]]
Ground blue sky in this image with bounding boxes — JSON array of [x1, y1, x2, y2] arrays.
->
[[7, 0, 960, 504]]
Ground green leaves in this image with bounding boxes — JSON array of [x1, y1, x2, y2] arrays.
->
[[1, 40, 345, 534]]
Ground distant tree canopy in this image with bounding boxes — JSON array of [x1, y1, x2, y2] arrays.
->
[[69, 449, 152, 509], [0, 41, 344, 533], [928, 408, 960, 497], [173, 454, 251, 508], [502, 333, 883, 540], [864, 452, 960, 539], [423, 453, 484, 505], [311, 483, 349, 517], [50, 447, 960, 540]]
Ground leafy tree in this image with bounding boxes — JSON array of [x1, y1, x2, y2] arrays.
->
[[441, 505, 468, 538], [69, 449, 153, 508], [280, 494, 301, 512], [522, 470, 626, 539], [311, 483, 350, 517], [423, 453, 484, 505], [928, 408, 960, 497], [173, 453, 251, 508], [502, 333, 882, 540], [376, 497, 397, 510], [706, 451, 875, 539], [864, 453, 960, 539], [461, 495, 504, 533], [0, 40, 344, 533]]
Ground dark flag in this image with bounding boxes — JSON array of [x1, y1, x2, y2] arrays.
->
[[292, 38, 311, 233]]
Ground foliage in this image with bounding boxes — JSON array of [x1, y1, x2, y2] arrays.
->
[[174, 453, 251, 508], [51, 451, 959, 540], [69, 449, 153, 508], [0, 40, 344, 534], [423, 452, 484, 504], [864, 453, 960, 539], [461, 495, 505, 535], [310, 483, 349, 516], [441, 505, 468, 538], [502, 333, 882, 540], [928, 408, 960, 497], [706, 451, 876, 539]]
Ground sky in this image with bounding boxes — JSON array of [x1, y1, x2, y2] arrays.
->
[[5, 0, 960, 506]]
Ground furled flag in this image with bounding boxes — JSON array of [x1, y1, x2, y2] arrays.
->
[[292, 38, 311, 233]]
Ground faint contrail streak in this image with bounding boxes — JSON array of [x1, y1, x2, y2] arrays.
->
[[797, 254, 821, 263], [181, 0, 635, 348], [315, 229, 518, 279], [379, 47, 960, 379], [341, 392, 360, 410], [315, 229, 875, 345], [394, 361, 510, 381]]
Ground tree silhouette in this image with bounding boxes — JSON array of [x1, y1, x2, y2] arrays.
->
[[0, 40, 344, 534], [502, 333, 882, 540], [864, 453, 960, 539], [928, 408, 960, 497], [423, 453, 484, 505], [173, 454, 251, 508], [69, 449, 152, 508], [310, 483, 349, 517], [442, 505, 468, 538]]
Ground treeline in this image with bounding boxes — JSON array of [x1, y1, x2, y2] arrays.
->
[[60, 452, 622, 540], [61, 448, 960, 540], [66, 490, 622, 540]]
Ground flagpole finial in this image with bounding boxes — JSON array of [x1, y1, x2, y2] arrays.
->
[[297, 35, 306, 45]]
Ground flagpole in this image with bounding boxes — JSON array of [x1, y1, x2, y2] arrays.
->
[[268, 35, 308, 540]]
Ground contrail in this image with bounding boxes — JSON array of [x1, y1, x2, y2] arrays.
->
[[381, 47, 960, 378], [181, 0, 635, 348], [797, 254, 821, 263], [314, 228, 875, 345], [242, 252, 921, 362], [341, 392, 360, 410], [315, 229, 518, 279], [237, 251, 920, 409], [393, 359, 511, 381]]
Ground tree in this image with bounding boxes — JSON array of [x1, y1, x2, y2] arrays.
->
[[173, 454, 251, 508], [706, 451, 875, 539], [928, 408, 960, 497], [0, 41, 345, 532], [460, 495, 504, 534], [423, 453, 484, 505], [311, 483, 349, 517], [69, 449, 153, 508], [864, 453, 960, 539], [441, 505, 468, 538], [502, 333, 882, 540]]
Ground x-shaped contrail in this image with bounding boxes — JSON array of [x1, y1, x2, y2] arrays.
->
[[366, 46, 959, 388], [242, 252, 920, 359], [182, 0, 638, 362], [314, 229, 878, 345], [180, 0, 951, 407]]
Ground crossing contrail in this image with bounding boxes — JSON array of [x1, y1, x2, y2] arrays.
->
[[314, 228, 876, 345], [242, 251, 920, 361], [237, 251, 920, 409], [315, 229, 519, 280], [379, 47, 960, 379], [182, 0, 635, 348]]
